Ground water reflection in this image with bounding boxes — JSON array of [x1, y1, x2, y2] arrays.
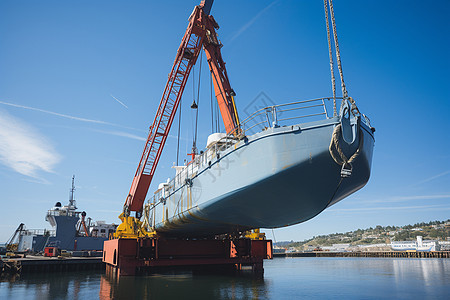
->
[[0, 271, 102, 300], [392, 258, 448, 286], [1, 258, 449, 299], [100, 271, 268, 300]]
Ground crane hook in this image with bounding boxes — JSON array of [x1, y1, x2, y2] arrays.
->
[[191, 99, 198, 109]]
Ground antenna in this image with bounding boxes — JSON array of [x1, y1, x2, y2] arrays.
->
[[69, 175, 77, 208]]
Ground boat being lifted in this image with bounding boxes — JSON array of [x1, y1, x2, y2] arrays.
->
[[103, 0, 374, 276], [146, 96, 374, 237]]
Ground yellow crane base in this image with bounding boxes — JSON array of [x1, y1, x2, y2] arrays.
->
[[113, 213, 156, 239]]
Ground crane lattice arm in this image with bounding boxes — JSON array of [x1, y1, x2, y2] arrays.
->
[[6, 223, 25, 251], [124, 0, 239, 215]]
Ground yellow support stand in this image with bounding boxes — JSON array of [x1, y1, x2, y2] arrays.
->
[[244, 228, 266, 240], [113, 213, 157, 239]]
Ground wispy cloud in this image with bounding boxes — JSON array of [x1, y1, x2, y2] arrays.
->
[[363, 194, 450, 204], [0, 100, 138, 131], [391, 194, 450, 201], [0, 110, 61, 178], [110, 94, 129, 109], [0, 100, 195, 142], [93, 129, 189, 143], [93, 129, 146, 142], [417, 170, 450, 185], [329, 204, 450, 213], [227, 1, 279, 43], [0, 100, 112, 125]]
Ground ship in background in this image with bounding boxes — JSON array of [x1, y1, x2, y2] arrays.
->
[[15, 176, 117, 252]]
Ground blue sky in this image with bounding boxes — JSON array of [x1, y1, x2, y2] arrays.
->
[[0, 0, 449, 243]]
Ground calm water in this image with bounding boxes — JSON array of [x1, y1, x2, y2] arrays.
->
[[1, 257, 449, 299]]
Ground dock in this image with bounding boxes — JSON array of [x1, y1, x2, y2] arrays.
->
[[274, 251, 450, 258], [3, 250, 448, 276], [0, 255, 104, 275]]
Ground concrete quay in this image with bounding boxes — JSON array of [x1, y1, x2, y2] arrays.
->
[[0, 255, 104, 275]]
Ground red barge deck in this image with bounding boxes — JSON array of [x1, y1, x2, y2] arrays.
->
[[103, 238, 272, 276]]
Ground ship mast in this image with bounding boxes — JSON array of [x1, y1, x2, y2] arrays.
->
[[69, 175, 77, 209]]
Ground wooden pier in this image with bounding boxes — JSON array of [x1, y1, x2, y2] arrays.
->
[[0, 255, 104, 275], [274, 251, 450, 258]]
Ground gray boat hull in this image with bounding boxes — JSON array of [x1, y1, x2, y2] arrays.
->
[[150, 111, 374, 237]]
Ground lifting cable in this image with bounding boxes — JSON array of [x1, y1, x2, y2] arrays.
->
[[209, 70, 221, 133], [323, 0, 337, 117], [324, 0, 349, 111], [210, 69, 214, 134], [193, 50, 203, 152], [191, 65, 196, 151], [324, 0, 362, 180], [271, 229, 277, 244], [329, 123, 363, 170], [216, 96, 220, 132], [176, 97, 182, 166]]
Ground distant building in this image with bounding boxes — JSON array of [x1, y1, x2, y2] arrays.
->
[[355, 244, 390, 252], [362, 234, 378, 239], [320, 244, 350, 252], [332, 244, 350, 251], [432, 224, 444, 229], [388, 230, 402, 236], [286, 247, 297, 253], [273, 246, 286, 254], [391, 236, 440, 251], [439, 241, 450, 251], [305, 245, 316, 252]]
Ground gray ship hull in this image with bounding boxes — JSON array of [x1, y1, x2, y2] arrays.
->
[[149, 99, 374, 237]]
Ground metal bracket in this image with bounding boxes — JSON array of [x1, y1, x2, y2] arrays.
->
[[123, 204, 130, 217], [341, 163, 352, 178], [185, 178, 193, 187], [135, 211, 142, 220]]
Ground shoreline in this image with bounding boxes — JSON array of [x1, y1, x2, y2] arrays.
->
[[274, 251, 450, 258]]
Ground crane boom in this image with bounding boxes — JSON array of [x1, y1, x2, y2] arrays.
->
[[203, 15, 240, 134], [125, 5, 205, 213], [6, 223, 25, 251], [125, 0, 239, 214]]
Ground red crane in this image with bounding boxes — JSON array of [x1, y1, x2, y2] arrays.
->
[[105, 1, 272, 275], [124, 0, 240, 217]]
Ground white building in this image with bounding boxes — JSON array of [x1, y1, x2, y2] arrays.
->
[[391, 236, 440, 251]]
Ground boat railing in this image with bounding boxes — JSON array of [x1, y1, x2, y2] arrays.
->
[[46, 209, 80, 218], [239, 97, 339, 135], [24, 229, 56, 236], [146, 97, 339, 215]]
